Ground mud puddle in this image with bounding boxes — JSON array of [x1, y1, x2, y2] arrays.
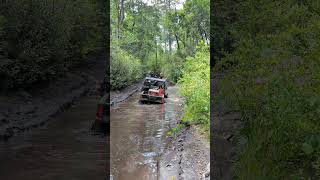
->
[[111, 86, 181, 180], [0, 94, 107, 180]]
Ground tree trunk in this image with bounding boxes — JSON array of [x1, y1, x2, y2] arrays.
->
[[117, 0, 120, 39], [175, 33, 180, 50], [166, 0, 172, 52], [120, 0, 125, 22], [155, 42, 158, 70]]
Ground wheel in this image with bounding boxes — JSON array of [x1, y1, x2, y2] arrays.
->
[[164, 94, 168, 98]]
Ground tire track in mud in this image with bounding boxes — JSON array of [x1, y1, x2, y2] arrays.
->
[[159, 126, 210, 180], [110, 86, 182, 180]]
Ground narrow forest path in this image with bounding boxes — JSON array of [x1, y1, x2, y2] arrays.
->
[[110, 85, 210, 180], [110, 86, 182, 180]]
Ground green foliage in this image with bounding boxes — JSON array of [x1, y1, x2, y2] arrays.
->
[[166, 123, 186, 139], [110, 44, 142, 90], [110, 0, 162, 89], [213, 0, 320, 178], [111, 0, 210, 140], [161, 54, 184, 83], [160, 0, 209, 82], [0, 0, 106, 90], [211, 0, 238, 63], [111, 0, 210, 90], [179, 42, 210, 129], [111, 0, 161, 66], [302, 135, 320, 155]]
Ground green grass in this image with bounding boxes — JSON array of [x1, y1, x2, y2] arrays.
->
[[214, 35, 320, 180], [212, 1, 320, 178]]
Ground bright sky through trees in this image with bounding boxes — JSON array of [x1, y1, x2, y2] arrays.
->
[[142, 0, 185, 9]]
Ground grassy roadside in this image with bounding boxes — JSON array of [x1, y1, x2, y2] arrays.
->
[[176, 42, 210, 138], [211, 1, 320, 179], [215, 57, 320, 179], [213, 4, 320, 178]]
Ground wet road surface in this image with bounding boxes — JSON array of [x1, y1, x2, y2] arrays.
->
[[111, 86, 182, 180], [0, 94, 107, 180], [0, 86, 182, 180]]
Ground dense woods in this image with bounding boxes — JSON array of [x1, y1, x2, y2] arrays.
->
[[111, 0, 210, 132], [0, 0, 108, 92], [213, 0, 320, 178]]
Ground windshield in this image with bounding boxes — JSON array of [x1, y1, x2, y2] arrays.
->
[[143, 79, 165, 88]]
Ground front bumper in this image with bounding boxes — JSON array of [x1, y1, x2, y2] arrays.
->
[[140, 94, 164, 103]]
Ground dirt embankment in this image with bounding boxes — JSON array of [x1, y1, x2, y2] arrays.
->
[[211, 72, 244, 180], [0, 56, 106, 141], [159, 90, 210, 180], [110, 80, 143, 106], [160, 126, 210, 180]]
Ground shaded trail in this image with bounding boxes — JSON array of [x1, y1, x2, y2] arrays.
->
[[0, 94, 108, 180]]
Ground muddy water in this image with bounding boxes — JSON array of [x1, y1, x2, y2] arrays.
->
[[111, 86, 181, 180], [0, 94, 107, 180], [0, 86, 181, 180]]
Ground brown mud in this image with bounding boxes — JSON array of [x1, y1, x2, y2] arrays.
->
[[0, 56, 108, 179], [110, 86, 182, 180], [0, 56, 107, 141], [110, 83, 210, 180], [159, 126, 210, 180], [0, 87, 108, 180], [110, 80, 143, 106]]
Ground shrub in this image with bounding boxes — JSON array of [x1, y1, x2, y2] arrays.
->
[[0, 0, 105, 90], [214, 1, 320, 178], [179, 42, 210, 131], [110, 45, 142, 90]]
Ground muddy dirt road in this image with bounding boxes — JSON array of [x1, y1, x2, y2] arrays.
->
[[0, 94, 107, 180], [0, 85, 184, 180], [110, 86, 182, 180]]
